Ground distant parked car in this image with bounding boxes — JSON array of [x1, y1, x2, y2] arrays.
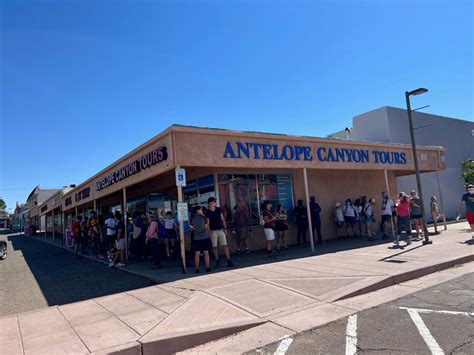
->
[[0, 240, 7, 260]]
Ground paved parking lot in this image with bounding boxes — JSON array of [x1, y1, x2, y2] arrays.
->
[[253, 272, 474, 354], [0, 233, 155, 317]]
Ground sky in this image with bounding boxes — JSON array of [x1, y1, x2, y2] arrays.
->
[[0, 0, 472, 212]]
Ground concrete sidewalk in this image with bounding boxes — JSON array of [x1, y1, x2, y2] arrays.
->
[[2, 223, 473, 355]]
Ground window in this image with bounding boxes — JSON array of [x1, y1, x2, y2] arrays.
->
[[218, 173, 294, 228], [184, 175, 215, 209]]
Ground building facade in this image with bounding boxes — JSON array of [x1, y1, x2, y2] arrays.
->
[[344, 107, 473, 220]]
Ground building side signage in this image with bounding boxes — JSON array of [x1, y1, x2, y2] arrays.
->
[[223, 142, 407, 165], [95, 146, 168, 191], [75, 187, 91, 202], [40, 204, 48, 213]]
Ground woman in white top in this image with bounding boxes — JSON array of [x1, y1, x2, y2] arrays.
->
[[343, 199, 356, 237], [431, 196, 440, 234], [334, 202, 346, 238]]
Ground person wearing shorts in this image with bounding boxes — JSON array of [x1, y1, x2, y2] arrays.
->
[[395, 192, 412, 246], [104, 212, 117, 250], [457, 184, 474, 238], [410, 190, 423, 240], [262, 201, 277, 258], [191, 206, 211, 272], [206, 197, 234, 268], [381, 191, 394, 240], [114, 211, 126, 267], [164, 211, 177, 257], [343, 199, 357, 237]]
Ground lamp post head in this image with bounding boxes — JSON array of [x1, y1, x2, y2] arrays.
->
[[408, 88, 428, 96]]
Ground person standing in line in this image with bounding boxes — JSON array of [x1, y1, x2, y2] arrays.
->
[[132, 212, 147, 261], [71, 216, 83, 258], [274, 204, 289, 250], [430, 196, 441, 235], [410, 190, 423, 240], [334, 202, 346, 238], [104, 212, 117, 251], [309, 196, 323, 244], [343, 199, 356, 237], [191, 206, 211, 273], [358, 196, 368, 237], [381, 192, 394, 240], [82, 216, 90, 255], [233, 204, 250, 254], [89, 217, 101, 258], [364, 198, 377, 241], [262, 201, 277, 258], [293, 199, 308, 244], [145, 212, 162, 269], [206, 197, 234, 268], [114, 211, 126, 267], [164, 211, 178, 257], [395, 192, 412, 247], [456, 184, 474, 238]]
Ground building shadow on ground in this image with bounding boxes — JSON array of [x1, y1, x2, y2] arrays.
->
[[6, 234, 156, 309]]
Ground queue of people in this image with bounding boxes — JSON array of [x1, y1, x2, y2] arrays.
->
[[68, 185, 470, 271]]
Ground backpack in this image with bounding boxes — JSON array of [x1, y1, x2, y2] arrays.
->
[[71, 222, 80, 237]]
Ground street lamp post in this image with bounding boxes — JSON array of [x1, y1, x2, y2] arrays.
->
[[405, 88, 432, 245]]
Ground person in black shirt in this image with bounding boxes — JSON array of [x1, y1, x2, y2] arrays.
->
[[293, 199, 308, 244], [206, 197, 234, 268], [310, 196, 323, 244]]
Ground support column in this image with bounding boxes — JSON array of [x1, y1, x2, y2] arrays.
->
[[177, 169, 186, 273], [93, 200, 97, 215], [52, 209, 55, 241], [303, 168, 315, 253], [436, 171, 447, 231], [384, 169, 395, 240], [123, 188, 128, 260]]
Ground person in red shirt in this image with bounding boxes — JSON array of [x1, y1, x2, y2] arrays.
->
[[395, 192, 412, 247], [71, 216, 84, 258]]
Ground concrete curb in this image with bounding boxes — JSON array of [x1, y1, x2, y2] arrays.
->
[[335, 254, 474, 301], [139, 319, 267, 355]]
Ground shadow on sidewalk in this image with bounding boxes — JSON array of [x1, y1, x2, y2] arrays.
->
[[5, 234, 156, 309]]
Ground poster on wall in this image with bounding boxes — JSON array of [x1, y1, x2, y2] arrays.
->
[[276, 174, 294, 219]]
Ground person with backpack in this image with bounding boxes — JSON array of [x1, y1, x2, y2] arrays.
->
[[114, 211, 126, 267], [233, 204, 250, 254], [71, 216, 83, 258], [145, 212, 162, 269], [275, 204, 289, 250]]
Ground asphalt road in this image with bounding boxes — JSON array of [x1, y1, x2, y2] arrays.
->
[[0, 232, 155, 317], [251, 272, 474, 354]]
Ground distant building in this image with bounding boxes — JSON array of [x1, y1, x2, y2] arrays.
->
[[337, 106, 473, 220], [24, 186, 62, 230]]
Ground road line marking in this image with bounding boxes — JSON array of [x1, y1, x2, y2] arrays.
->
[[399, 307, 474, 316], [405, 308, 445, 355], [274, 335, 293, 355], [345, 314, 358, 355]]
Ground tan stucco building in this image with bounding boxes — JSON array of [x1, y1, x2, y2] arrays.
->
[[47, 125, 445, 252]]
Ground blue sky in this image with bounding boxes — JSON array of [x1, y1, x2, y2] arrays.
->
[[0, 0, 472, 212]]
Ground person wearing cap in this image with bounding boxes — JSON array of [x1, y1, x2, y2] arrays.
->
[[205, 197, 234, 268], [104, 211, 117, 250], [334, 202, 345, 238], [395, 192, 412, 246], [456, 184, 474, 237]]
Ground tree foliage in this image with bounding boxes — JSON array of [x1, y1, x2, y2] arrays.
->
[[460, 159, 474, 184], [0, 198, 7, 217]]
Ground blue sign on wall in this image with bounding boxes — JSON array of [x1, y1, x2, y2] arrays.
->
[[223, 141, 407, 165]]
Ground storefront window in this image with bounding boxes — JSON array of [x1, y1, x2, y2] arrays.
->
[[148, 193, 175, 216], [218, 173, 294, 228], [126, 196, 146, 217], [184, 175, 215, 209]]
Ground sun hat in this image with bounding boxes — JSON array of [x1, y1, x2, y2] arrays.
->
[[335, 202, 341, 207]]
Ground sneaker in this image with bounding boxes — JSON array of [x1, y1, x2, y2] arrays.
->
[[116, 263, 125, 267], [236, 249, 242, 255], [206, 267, 211, 272], [215, 259, 220, 268], [227, 259, 235, 267], [108, 262, 115, 268], [406, 239, 412, 246], [245, 248, 251, 254]]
